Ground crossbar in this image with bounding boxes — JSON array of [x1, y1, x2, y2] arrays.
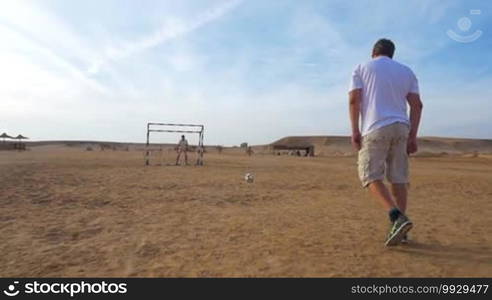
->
[[149, 130, 202, 133], [148, 122, 203, 128]]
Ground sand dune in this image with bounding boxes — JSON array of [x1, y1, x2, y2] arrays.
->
[[0, 146, 490, 277], [251, 136, 492, 157]]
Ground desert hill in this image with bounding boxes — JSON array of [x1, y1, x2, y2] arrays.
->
[[252, 136, 492, 157]]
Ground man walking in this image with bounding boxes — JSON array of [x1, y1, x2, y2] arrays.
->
[[348, 39, 423, 246], [176, 135, 189, 166]]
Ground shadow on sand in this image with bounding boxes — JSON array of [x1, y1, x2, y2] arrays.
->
[[393, 241, 492, 265]]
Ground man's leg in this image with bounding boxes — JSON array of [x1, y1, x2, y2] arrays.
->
[[386, 124, 412, 243], [176, 151, 181, 165], [383, 124, 413, 245], [367, 179, 411, 246], [360, 124, 412, 246], [391, 183, 409, 243], [391, 183, 407, 213], [184, 151, 188, 165], [368, 180, 397, 212]]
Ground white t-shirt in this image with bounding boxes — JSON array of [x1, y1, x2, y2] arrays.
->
[[349, 56, 419, 136]]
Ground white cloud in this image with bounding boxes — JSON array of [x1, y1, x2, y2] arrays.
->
[[0, 25, 110, 108], [88, 0, 242, 74], [0, 1, 110, 95]]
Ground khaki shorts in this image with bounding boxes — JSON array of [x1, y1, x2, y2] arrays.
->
[[358, 122, 410, 187]]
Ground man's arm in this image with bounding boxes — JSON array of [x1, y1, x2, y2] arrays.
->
[[406, 92, 423, 154], [349, 89, 362, 151]]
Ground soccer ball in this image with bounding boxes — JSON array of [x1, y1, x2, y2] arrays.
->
[[244, 173, 254, 183]]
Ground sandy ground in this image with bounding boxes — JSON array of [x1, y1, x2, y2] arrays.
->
[[0, 148, 491, 277]]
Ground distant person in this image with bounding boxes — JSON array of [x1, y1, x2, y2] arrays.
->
[[176, 135, 189, 165], [348, 39, 423, 246], [246, 146, 253, 156]]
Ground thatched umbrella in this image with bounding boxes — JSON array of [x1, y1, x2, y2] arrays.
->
[[14, 134, 29, 150], [0, 132, 14, 142], [15, 134, 29, 141]]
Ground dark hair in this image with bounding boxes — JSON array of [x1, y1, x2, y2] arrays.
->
[[372, 38, 395, 58], [181, 135, 185, 138]]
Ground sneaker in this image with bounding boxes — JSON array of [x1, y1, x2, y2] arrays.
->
[[385, 214, 413, 247]]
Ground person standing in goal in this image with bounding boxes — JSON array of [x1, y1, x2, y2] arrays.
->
[[348, 39, 423, 246], [176, 135, 189, 165]]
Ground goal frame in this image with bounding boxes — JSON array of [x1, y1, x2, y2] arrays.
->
[[145, 122, 204, 166]]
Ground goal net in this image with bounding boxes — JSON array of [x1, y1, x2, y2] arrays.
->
[[144, 122, 204, 166]]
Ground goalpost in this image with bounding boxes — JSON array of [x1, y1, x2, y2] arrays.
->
[[145, 122, 204, 166]]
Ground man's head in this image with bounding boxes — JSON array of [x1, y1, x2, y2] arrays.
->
[[372, 38, 395, 59], [181, 135, 185, 140]]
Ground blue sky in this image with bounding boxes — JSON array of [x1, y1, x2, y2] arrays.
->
[[0, 0, 491, 145]]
